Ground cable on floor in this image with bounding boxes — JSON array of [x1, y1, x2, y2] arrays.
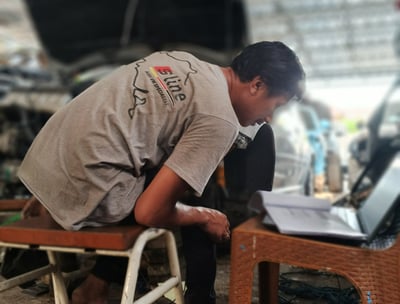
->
[[278, 270, 360, 304]]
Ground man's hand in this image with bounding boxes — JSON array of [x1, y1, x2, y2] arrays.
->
[[197, 207, 231, 242]]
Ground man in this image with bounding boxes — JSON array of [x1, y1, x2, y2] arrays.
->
[[18, 41, 305, 303]]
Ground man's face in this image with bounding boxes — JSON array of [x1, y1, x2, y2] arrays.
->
[[235, 77, 289, 126]]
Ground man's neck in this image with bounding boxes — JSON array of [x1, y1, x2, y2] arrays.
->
[[220, 67, 234, 96]]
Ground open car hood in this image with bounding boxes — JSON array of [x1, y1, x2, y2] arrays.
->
[[23, 0, 248, 68]]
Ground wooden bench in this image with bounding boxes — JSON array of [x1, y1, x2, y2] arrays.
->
[[0, 202, 184, 304]]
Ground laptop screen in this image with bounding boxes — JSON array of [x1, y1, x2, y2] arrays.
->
[[357, 151, 400, 242]]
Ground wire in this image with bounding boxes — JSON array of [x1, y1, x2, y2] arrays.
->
[[279, 271, 360, 304]]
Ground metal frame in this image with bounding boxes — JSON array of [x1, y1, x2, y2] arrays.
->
[[0, 228, 184, 304]]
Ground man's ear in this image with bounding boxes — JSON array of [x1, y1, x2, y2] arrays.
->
[[250, 76, 264, 95]]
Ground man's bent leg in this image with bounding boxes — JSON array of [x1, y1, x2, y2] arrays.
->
[[71, 273, 109, 304], [181, 224, 217, 304], [71, 215, 147, 303]]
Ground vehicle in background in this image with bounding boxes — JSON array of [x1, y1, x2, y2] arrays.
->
[[297, 104, 328, 192], [0, 0, 248, 199], [22, 0, 247, 89], [348, 128, 368, 189], [330, 120, 350, 174], [271, 102, 315, 196], [298, 102, 344, 193], [321, 118, 345, 193], [348, 77, 400, 188]]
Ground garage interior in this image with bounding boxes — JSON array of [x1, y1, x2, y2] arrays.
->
[[1, 0, 400, 303]]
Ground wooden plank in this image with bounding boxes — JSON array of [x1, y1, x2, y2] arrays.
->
[[0, 199, 28, 211], [0, 214, 146, 251]]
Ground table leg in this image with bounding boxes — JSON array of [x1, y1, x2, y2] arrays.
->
[[258, 261, 279, 304]]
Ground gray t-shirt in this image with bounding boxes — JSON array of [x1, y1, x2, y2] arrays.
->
[[18, 51, 239, 230]]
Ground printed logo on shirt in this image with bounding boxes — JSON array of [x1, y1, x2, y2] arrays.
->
[[129, 52, 197, 119], [129, 58, 150, 119], [147, 66, 186, 105]]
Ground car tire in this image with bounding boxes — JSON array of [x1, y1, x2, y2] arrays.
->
[[326, 151, 343, 193]]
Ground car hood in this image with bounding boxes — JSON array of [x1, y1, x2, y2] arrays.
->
[[23, 0, 248, 68]]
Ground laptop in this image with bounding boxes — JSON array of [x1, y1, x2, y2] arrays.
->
[[249, 151, 400, 243]]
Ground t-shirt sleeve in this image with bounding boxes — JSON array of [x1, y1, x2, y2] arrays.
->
[[165, 114, 238, 195]]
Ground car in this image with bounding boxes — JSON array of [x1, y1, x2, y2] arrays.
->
[[271, 102, 315, 196], [22, 0, 247, 80], [348, 76, 400, 188]]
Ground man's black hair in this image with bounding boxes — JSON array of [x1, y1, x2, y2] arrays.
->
[[230, 41, 305, 100]]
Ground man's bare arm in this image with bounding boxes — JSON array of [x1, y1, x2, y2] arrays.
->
[[133, 165, 230, 242]]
